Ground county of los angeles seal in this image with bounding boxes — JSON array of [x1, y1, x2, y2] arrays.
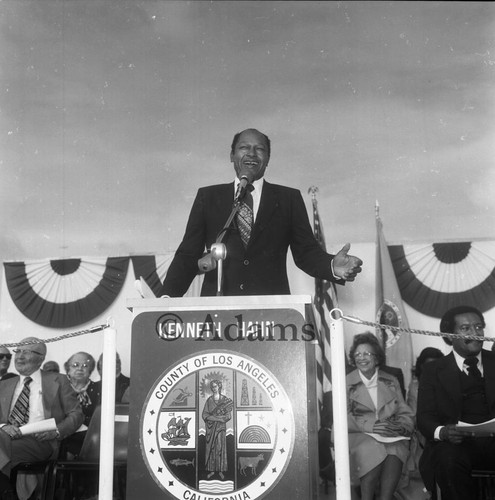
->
[[140, 351, 295, 500]]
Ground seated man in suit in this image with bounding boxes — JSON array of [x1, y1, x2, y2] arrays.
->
[[160, 128, 363, 297], [0, 347, 16, 382], [0, 337, 84, 499], [417, 305, 495, 500], [95, 352, 130, 404]]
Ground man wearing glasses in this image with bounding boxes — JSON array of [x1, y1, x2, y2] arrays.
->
[[0, 337, 84, 499], [417, 305, 495, 500], [0, 347, 15, 382]]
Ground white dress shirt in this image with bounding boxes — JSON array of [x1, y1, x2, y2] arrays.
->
[[10, 370, 45, 424], [434, 351, 484, 440], [359, 369, 379, 417], [454, 350, 484, 377], [233, 177, 264, 221]]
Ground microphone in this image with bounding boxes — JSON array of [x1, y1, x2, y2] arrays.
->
[[198, 252, 216, 273], [197, 170, 253, 275], [235, 170, 255, 202], [198, 243, 227, 273]]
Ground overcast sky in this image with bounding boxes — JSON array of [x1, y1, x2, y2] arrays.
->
[[1, 1, 494, 262]]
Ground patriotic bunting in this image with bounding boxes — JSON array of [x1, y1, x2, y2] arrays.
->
[[388, 241, 495, 318], [4, 257, 129, 328]]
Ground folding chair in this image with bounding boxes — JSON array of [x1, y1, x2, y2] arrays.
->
[[11, 460, 54, 500], [48, 404, 129, 500]]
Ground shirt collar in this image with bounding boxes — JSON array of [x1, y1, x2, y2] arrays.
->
[[358, 368, 378, 388], [20, 369, 41, 385], [453, 350, 483, 373], [234, 176, 264, 194]]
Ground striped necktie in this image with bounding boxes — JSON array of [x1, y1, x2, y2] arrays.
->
[[8, 376, 32, 427], [236, 185, 254, 248]]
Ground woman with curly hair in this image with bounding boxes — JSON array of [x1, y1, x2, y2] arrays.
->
[[347, 332, 414, 500], [63, 351, 101, 457]]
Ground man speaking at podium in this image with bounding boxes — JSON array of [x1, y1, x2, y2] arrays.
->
[[160, 128, 362, 297]]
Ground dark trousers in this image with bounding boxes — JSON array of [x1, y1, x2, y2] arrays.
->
[[0, 433, 53, 475], [0, 470, 12, 496], [426, 437, 495, 500]]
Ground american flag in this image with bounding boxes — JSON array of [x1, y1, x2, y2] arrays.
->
[[309, 187, 337, 403]]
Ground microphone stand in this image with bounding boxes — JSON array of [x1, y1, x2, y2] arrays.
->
[[198, 197, 244, 296]]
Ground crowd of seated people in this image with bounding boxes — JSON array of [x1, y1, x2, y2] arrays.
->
[[318, 304, 494, 500], [0, 338, 84, 500], [2, 305, 491, 500], [0, 342, 131, 500]]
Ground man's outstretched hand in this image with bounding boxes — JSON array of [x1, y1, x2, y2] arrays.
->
[[332, 243, 363, 282]]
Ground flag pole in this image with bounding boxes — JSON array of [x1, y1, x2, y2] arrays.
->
[[99, 326, 116, 500], [375, 200, 387, 353], [375, 200, 382, 234], [330, 309, 351, 500]]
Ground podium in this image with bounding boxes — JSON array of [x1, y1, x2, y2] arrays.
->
[[126, 295, 320, 500]]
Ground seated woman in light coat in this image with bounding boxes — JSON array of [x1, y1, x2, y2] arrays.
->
[[347, 332, 414, 500]]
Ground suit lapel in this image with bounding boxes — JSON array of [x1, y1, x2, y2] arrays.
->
[[347, 370, 376, 412], [376, 372, 397, 415], [41, 372, 56, 418], [210, 183, 238, 243], [0, 376, 19, 421], [217, 183, 237, 225], [438, 353, 462, 417], [482, 351, 495, 412], [250, 181, 278, 244]]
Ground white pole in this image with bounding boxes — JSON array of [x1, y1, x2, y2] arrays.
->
[[329, 311, 351, 500], [98, 327, 117, 500]]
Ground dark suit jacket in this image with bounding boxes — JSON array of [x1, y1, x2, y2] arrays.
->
[[161, 181, 343, 297], [94, 372, 130, 404], [417, 350, 495, 490], [0, 371, 84, 450], [417, 350, 495, 440]]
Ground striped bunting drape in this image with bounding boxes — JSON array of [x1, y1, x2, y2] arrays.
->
[[388, 241, 495, 318], [4, 257, 129, 328], [3, 254, 203, 328]]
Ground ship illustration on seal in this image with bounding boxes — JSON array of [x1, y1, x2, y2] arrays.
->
[[161, 416, 192, 446]]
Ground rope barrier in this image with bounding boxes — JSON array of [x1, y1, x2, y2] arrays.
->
[[336, 310, 495, 343], [0, 323, 109, 349]]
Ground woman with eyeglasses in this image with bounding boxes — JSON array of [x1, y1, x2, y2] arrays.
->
[[346, 332, 414, 500], [63, 352, 101, 458]]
